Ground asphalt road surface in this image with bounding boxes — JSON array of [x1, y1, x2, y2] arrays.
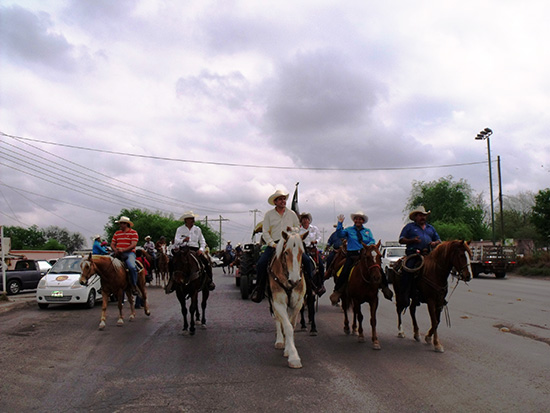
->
[[1, 269, 548, 412]]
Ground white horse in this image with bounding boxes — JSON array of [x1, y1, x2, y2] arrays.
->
[[268, 227, 308, 368]]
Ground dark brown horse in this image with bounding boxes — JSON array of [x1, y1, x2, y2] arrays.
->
[[80, 254, 150, 330], [340, 241, 383, 349], [171, 246, 210, 335], [299, 245, 321, 336], [389, 240, 473, 352]]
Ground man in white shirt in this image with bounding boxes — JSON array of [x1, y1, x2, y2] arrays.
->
[[166, 211, 215, 293], [251, 189, 302, 303], [299, 212, 326, 296]]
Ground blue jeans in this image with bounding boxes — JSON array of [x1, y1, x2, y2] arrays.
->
[[121, 251, 138, 285]]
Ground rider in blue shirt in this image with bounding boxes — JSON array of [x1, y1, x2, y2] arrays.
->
[[329, 211, 393, 305], [92, 235, 109, 255]]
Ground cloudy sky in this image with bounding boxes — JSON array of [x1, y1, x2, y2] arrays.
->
[[1, 0, 549, 248]]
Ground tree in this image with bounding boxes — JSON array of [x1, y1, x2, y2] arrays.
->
[[532, 188, 550, 245], [42, 226, 85, 253], [406, 176, 490, 241], [3, 225, 46, 250], [105, 209, 220, 249]]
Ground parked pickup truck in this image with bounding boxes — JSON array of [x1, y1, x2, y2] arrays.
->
[[470, 243, 517, 279], [1, 259, 52, 295]]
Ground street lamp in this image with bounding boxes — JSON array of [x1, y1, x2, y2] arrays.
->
[[475, 127, 495, 245]]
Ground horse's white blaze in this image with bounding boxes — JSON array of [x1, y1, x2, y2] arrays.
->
[[464, 250, 473, 279]]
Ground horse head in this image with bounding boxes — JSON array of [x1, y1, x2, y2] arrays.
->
[[172, 246, 201, 284], [275, 227, 307, 285], [359, 240, 383, 284], [79, 253, 97, 286], [449, 240, 473, 282]]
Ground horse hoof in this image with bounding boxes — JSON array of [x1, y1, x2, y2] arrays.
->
[[145, 310, 151, 316], [300, 326, 307, 331], [358, 336, 365, 343], [397, 332, 405, 338], [283, 350, 289, 358], [201, 324, 207, 329], [373, 342, 381, 350], [309, 330, 318, 337], [99, 322, 106, 330], [117, 319, 124, 326], [434, 346, 444, 353], [275, 342, 285, 350], [288, 359, 302, 369], [129, 314, 135, 321], [424, 336, 432, 344], [344, 328, 350, 336]]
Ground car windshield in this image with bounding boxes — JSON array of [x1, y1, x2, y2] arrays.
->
[[387, 248, 406, 257], [49, 257, 83, 274]]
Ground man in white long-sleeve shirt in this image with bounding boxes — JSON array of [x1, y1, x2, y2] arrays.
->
[[299, 212, 326, 296], [166, 211, 215, 293]]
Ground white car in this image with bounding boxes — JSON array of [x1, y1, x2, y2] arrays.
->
[[210, 256, 223, 267], [381, 246, 406, 279], [36, 256, 102, 309]]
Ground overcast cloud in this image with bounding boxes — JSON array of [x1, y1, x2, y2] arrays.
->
[[1, 0, 549, 247]]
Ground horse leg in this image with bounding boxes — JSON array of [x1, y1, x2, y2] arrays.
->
[[299, 304, 307, 330], [410, 303, 421, 342], [343, 297, 351, 335], [426, 301, 443, 352], [354, 301, 365, 343], [189, 292, 199, 336], [274, 300, 299, 366], [200, 289, 209, 328], [99, 292, 109, 330], [117, 291, 126, 326], [139, 276, 150, 317], [370, 297, 380, 350], [177, 290, 190, 334], [275, 319, 285, 350], [308, 292, 317, 336]]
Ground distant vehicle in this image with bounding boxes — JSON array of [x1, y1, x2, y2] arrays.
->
[[36, 255, 102, 309], [1, 259, 49, 295], [469, 243, 517, 279], [380, 246, 406, 280], [210, 256, 223, 267]]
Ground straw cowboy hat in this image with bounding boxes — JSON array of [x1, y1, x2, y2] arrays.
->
[[268, 189, 289, 205], [409, 206, 431, 220], [409, 205, 432, 221], [93, 234, 101, 240], [350, 211, 368, 223], [115, 216, 134, 227], [180, 211, 199, 221], [145, 236, 151, 240], [299, 212, 312, 222]]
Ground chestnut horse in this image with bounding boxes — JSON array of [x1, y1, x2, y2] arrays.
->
[[389, 240, 473, 352], [340, 241, 383, 349], [156, 246, 170, 287], [268, 227, 308, 368], [80, 254, 150, 330], [171, 246, 209, 335]]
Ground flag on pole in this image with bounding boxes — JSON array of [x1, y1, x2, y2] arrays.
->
[[291, 182, 300, 215]]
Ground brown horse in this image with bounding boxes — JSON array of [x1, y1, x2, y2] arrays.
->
[[389, 240, 473, 352], [156, 246, 170, 287], [80, 254, 150, 330], [171, 246, 210, 335], [299, 245, 322, 336], [340, 241, 383, 349], [269, 227, 308, 368]]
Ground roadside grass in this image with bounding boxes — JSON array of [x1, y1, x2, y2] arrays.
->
[[517, 251, 550, 277]]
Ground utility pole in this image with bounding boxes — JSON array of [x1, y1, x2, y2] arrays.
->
[[497, 156, 505, 245], [208, 215, 229, 251], [320, 227, 327, 245], [249, 209, 261, 242]]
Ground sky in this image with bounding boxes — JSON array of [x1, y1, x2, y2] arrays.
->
[[1, 0, 549, 249]]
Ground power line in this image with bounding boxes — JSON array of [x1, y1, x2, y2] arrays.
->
[[1, 131, 488, 171]]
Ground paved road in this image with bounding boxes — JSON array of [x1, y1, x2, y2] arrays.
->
[[1, 270, 548, 412]]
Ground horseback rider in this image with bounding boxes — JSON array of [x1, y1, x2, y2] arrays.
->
[[251, 188, 315, 303], [92, 235, 109, 255], [299, 212, 326, 296], [397, 206, 441, 308], [110, 216, 141, 297], [329, 211, 394, 305], [165, 211, 215, 294], [324, 224, 343, 279]]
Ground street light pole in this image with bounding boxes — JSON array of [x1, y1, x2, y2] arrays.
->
[[475, 127, 495, 245]]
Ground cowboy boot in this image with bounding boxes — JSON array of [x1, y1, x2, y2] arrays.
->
[[250, 274, 266, 303]]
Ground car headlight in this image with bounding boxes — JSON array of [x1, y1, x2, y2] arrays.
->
[[38, 277, 47, 288], [71, 279, 84, 289]]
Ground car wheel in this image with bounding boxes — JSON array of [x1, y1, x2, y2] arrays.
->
[[86, 289, 96, 309], [495, 272, 506, 279], [38, 303, 49, 309], [7, 279, 21, 295]]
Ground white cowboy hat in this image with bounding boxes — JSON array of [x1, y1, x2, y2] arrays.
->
[[93, 234, 101, 240], [115, 216, 134, 227], [299, 212, 312, 222], [180, 211, 199, 221], [145, 235, 151, 240], [350, 211, 368, 223], [409, 206, 431, 220], [268, 189, 289, 205]]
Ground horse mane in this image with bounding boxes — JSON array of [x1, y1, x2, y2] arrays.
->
[[90, 254, 125, 272], [423, 240, 470, 274], [275, 227, 303, 259]]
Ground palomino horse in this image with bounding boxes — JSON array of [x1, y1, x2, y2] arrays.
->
[[389, 240, 473, 352], [80, 254, 150, 330], [268, 227, 308, 368], [340, 241, 383, 349], [171, 246, 210, 335], [156, 246, 170, 287]]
